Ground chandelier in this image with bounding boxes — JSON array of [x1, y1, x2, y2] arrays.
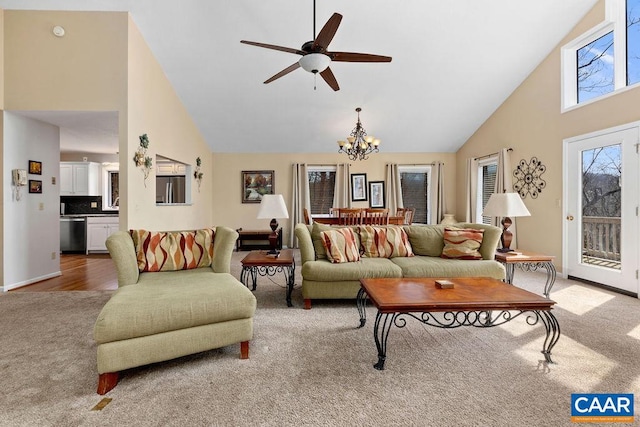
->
[[337, 107, 381, 161]]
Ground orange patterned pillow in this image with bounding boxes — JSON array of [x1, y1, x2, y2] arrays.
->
[[359, 225, 414, 258], [320, 228, 361, 263], [441, 227, 483, 260], [130, 229, 215, 272]]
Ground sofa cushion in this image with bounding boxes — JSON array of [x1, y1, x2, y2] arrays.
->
[[301, 257, 403, 282], [359, 225, 414, 258], [130, 229, 215, 272], [94, 269, 256, 344], [390, 256, 505, 280], [404, 225, 446, 257], [321, 228, 361, 263], [441, 227, 484, 260]]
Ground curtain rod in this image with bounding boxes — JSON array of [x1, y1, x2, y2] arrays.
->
[[387, 162, 443, 166], [474, 148, 512, 161]]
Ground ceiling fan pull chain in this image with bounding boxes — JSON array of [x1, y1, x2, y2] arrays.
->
[[314, 73, 317, 90]]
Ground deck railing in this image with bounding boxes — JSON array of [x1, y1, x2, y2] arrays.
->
[[582, 216, 621, 261]]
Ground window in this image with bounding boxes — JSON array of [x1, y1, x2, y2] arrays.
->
[[477, 159, 497, 224], [308, 166, 336, 215], [101, 163, 119, 211], [563, 0, 640, 108], [399, 166, 431, 224]]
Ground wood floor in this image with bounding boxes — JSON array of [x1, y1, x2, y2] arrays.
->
[[10, 254, 118, 292]]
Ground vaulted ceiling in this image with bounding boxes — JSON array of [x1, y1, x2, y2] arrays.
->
[[0, 0, 598, 154]]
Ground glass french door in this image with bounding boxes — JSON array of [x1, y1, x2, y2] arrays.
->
[[565, 125, 638, 295]]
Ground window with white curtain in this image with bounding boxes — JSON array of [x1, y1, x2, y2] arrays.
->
[[477, 158, 497, 224], [307, 166, 336, 215], [399, 165, 431, 224]]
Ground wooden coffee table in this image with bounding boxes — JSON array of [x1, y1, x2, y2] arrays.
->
[[240, 249, 295, 307], [356, 277, 560, 370]]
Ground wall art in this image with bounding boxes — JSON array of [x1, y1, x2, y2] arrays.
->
[[242, 170, 274, 203], [513, 157, 546, 199]]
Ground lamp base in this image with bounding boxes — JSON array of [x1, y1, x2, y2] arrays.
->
[[267, 220, 280, 255], [496, 247, 513, 253], [499, 216, 514, 253]]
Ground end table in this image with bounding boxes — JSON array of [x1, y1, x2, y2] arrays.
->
[[494, 250, 556, 298], [240, 249, 295, 307]]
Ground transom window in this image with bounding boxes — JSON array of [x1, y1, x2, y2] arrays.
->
[[563, 0, 640, 109]]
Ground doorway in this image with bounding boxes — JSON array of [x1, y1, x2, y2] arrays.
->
[[564, 124, 639, 296]]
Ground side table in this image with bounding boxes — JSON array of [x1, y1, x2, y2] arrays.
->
[[495, 250, 556, 298], [240, 249, 295, 307]]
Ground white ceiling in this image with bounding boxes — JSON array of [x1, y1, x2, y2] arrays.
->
[[0, 0, 598, 154]]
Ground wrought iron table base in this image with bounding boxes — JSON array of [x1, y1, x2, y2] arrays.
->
[[240, 264, 295, 307], [504, 261, 556, 298], [356, 290, 561, 370]]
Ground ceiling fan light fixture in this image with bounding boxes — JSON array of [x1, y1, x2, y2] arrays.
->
[[299, 53, 331, 73]]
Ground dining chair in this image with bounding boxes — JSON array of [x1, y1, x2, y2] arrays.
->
[[396, 207, 415, 225], [337, 208, 364, 225], [363, 208, 389, 225], [303, 208, 311, 225]]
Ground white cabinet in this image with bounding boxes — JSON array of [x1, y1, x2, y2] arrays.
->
[[86, 216, 119, 253], [156, 161, 186, 175], [60, 162, 100, 196]]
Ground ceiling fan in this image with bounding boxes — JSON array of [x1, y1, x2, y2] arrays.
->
[[240, 1, 392, 91]]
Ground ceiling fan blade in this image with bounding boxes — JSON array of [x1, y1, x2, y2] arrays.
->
[[320, 67, 340, 91], [329, 52, 392, 63], [241, 40, 305, 56], [264, 62, 301, 84], [312, 13, 342, 51]]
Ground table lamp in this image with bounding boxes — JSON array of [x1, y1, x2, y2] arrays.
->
[[257, 194, 289, 254], [482, 192, 530, 253]]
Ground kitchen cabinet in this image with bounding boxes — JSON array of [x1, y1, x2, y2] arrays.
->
[[86, 216, 119, 253], [60, 162, 100, 196], [156, 161, 186, 175]]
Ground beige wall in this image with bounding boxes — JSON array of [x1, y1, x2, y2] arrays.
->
[[212, 152, 456, 245], [454, 1, 640, 269], [125, 16, 212, 230]]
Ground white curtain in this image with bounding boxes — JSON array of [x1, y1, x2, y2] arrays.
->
[[430, 161, 446, 224], [332, 163, 350, 208], [385, 163, 403, 214], [495, 148, 519, 248], [464, 157, 479, 223], [289, 163, 311, 248]]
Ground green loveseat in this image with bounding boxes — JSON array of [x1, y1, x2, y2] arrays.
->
[[94, 226, 256, 394], [294, 222, 505, 309]]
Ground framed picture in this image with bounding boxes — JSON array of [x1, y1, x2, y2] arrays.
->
[[29, 160, 42, 175], [351, 173, 367, 202], [369, 181, 385, 208], [29, 180, 42, 194], [242, 170, 274, 203]]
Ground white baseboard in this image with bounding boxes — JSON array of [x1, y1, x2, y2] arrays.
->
[[3, 271, 62, 292]]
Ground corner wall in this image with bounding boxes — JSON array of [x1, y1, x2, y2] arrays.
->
[[454, 0, 640, 269]]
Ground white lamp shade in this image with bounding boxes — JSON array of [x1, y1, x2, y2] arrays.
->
[[257, 194, 289, 219], [482, 192, 531, 217], [299, 53, 331, 73]]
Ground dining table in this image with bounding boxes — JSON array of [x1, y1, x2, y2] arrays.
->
[[311, 215, 405, 225]]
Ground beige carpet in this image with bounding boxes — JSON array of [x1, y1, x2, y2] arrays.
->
[[1, 250, 639, 426]]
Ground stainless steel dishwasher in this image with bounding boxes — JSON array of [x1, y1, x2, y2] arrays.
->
[[60, 217, 86, 253]]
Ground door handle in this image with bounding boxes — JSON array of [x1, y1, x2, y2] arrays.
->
[[566, 215, 574, 221]]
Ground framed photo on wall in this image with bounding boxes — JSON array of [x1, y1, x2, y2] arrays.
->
[[369, 181, 385, 208], [29, 160, 42, 175], [351, 173, 367, 202], [29, 180, 42, 194], [242, 170, 274, 203]]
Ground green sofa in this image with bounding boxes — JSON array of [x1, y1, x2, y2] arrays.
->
[[94, 226, 256, 394], [294, 222, 505, 309]]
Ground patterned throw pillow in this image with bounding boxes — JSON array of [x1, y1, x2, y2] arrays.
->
[[320, 228, 361, 263], [130, 228, 215, 272], [359, 225, 414, 258], [441, 227, 484, 260]]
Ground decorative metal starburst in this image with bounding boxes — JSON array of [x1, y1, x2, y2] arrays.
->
[[513, 157, 546, 199]]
